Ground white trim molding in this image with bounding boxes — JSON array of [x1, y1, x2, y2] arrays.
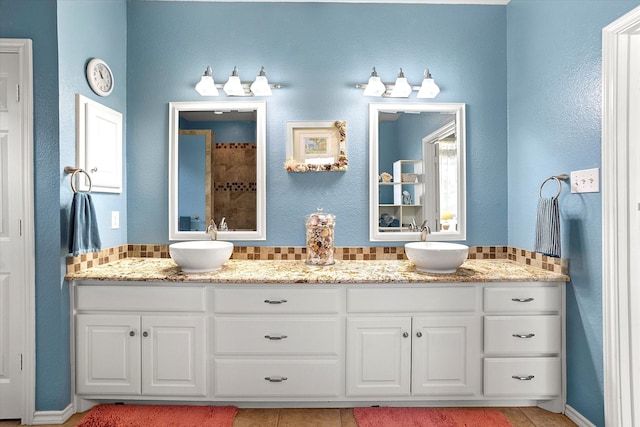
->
[[31, 404, 74, 425], [565, 405, 597, 427], [0, 38, 35, 427], [602, 6, 640, 427], [150, 0, 510, 4]]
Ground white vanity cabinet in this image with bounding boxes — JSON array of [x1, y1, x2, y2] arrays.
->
[[73, 284, 207, 399], [482, 285, 564, 410], [346, 287, 481, 398], [212, 287, 344, 399]]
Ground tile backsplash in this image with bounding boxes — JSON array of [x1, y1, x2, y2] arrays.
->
[[66, 244, 569, 276]]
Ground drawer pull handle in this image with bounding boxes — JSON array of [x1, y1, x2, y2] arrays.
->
[[512, 375, 535, 381], [264, 334, 288, 340], [264, 376, 288, 383], [264, 299, 288, 304], [512, 333, 536, 339], [511, 297, 534, 303]]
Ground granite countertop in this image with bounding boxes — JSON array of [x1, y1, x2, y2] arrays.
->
[[66, 258, 569, 284]]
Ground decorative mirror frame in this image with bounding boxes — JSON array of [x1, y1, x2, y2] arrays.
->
[[369, 102, 466, 242], [169, 100, 266, 241], [284, 120, 348, 172]]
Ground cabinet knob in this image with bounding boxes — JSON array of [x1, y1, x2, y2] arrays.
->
[[512, 333, 536, 339], [416, 331, 423, 338], [129, 331, 135, 337], [264, 334, 288, 340], [264, 376, 288, 383], [402, 332, 409, 338], [511, 297, 534, 303], [512, 375, 535, 381], [142, 331, 149, 338], [264, 299, 287, 305]]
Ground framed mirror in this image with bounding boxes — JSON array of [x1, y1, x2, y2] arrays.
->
[[369, 102, 466, 241], [169, 101, 266, 241]]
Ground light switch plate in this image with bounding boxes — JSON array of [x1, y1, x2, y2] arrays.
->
[[111, 211, 120, 229], [571, 168, 600, 193]]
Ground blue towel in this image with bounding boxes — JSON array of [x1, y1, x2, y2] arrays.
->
[[534, 197, 561, 257], [69, 192, 101, 256]]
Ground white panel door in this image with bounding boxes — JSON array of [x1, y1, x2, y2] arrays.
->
[[141, 315, 206, 396], [0, 51, 24, 419], [75, 314, 141, 395], [412, 316, 480, 396], [346, 317, 411, 396]]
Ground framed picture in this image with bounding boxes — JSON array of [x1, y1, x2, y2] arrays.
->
[[285, 121, 348, 172]]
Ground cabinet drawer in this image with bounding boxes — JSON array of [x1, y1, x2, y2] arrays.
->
[[484, 316, 561, 355], [484, 286, 560, 313], [347, 287, 475, 313], [483, 357, 561, 397], [214, 359, 341, 397], [214, 318, 340, 355], [75, 286, 205, 312], [214, 288, 340, 314]]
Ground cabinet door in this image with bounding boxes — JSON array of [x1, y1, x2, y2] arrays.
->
[[75, 314, 141, 395], [141, 315, 206, 396], [346, 317, 411, 396], [412, 316, 480, 396]]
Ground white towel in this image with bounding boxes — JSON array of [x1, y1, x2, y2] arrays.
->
[[534, 197, 561, 257]]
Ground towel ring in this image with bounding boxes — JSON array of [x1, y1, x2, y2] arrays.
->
[[65, 167, 92, 194], [538, 176, 562, 199]]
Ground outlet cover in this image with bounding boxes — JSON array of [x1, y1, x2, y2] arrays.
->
[[571, 168, 600, 193], [111, 211, 120, 229]]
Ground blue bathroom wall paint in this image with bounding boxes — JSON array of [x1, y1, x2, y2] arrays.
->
[[0, 0, 68, 411], [506, 1, 640, 425], [58, 0, 128, 252], [126, 1, 509, 247]]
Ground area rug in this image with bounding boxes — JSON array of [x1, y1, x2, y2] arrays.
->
[[76, 404, 238, 427], [353, 407, 513, 427]]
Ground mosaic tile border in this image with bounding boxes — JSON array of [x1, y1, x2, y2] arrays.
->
[[66, 244, 569, 276]]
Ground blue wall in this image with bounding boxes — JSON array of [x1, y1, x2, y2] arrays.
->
[[126, 1, 508, 247], [507, 1, 640, 425]]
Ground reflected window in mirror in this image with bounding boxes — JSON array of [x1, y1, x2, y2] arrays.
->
[[369, 103, 466, 241], [169, 101, 266, 241]]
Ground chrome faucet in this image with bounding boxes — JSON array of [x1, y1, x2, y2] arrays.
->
[[206, 219, 217, 240], [219, 217, 228, 231], [419, 220, 431, 241]]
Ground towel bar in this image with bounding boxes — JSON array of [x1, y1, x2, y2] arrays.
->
[[538, 174, 568, 199], [64, 166, 93, 193]]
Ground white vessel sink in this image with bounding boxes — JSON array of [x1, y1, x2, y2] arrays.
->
[[404, 241, 469, 274], [169, 240, 234, 273]]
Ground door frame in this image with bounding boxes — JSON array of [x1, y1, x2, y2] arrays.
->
[[602, 6, 640, 427], [0, 38, 35, 425]]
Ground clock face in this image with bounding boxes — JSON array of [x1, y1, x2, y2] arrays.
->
[[86, 58, 114, 96]]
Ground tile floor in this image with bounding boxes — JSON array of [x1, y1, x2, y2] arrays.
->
[[0, 406, 577, 427]]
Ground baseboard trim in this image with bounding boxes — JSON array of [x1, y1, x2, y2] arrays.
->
[[31, 403, 74, 425], [565, 404, 596, 427]]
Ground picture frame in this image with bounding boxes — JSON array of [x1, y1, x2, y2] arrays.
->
[[285, 120, 348, 172]]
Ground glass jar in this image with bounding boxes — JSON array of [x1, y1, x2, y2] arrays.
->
[[305, 207, 336, 265]]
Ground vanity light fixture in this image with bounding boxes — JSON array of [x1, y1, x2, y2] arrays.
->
[[416, 68, 441, 99], [362, 67, 387, 97], [356, 67, 440, 98], [195, 65, 281, 97], [223, 66, 245, 96], [195, 66, 219, 96], [250, 66, 273, 97], [390, 68, 413, 98]]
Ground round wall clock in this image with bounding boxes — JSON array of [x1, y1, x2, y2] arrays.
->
[[86, 58, 114, 96]]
